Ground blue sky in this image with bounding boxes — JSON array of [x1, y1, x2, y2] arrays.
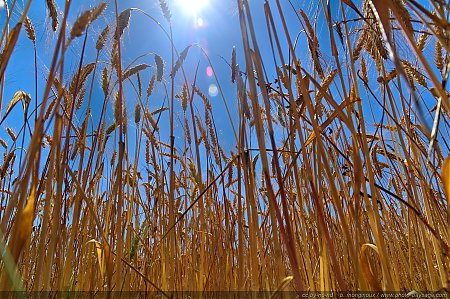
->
[[0, 0, 317, 157], [1, 0, 440, 171]]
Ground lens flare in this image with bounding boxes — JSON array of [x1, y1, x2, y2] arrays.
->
[[208, 84, 218, 97], [177, 0, 208, 16], [206, 66, 213, 77]]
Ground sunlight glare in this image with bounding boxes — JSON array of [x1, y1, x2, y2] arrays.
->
[[196, 17, 204, 27], [208, 84, 218, 97], [177, 0, 209, 16]]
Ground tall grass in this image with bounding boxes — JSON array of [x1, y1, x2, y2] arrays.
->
[[0, 0, 448, 295]]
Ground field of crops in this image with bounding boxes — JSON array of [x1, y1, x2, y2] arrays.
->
[[0, 0, 448, 295]]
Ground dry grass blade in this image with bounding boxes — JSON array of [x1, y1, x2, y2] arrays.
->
[[0, 138, 7, 149], [370, 0, 391, 37], [391, 0, 413, 34], [24, 17, 35, 45], [231, 46, 237, 83], [443, 156, 450, 265], [106, 122, 117, 136], [147, 74, 156, 97], [144, 109, 159, 132], [70, 2, 107, 40], [416, 33, 429, 52], [435, 41, 443, 71], [102, 67, 109, 97], [12, 191, 36, 263], [401, 60, 428, 87], [87, 239, 106, 281], [151, 107, 168, 115], [179, 83, 189, 112], [135, 104, 141, 124], [359, 244, 383, 291], [6, 128, 16, 141], [360, 57, 368, 82], [96, 25, 110, 52], [316, 69, 337, 102], [0, 231, 24, 292], [0, 23, 22, 84], [69, 63, 95, 95], [45, 0, 58, 31], [170, 45, 191, 78], [271, 276, 294, 298], [161, 154, 238, 240], [303, 78, 357, 145], [353, 1, 388, 69], [123, 64, 150, 81], [159, 0, 171, 23], [443, 156, 450, 199], [342, 0, 363, 16], [299, 9, 323, 78], [194, 86, 211, 111], [155, 54, 164, 82], [115, 9, 132, 41], [1, 90, 31, 124], [0, 152, 14, 179]]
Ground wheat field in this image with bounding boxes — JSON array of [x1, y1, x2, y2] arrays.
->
[[0, 0, 448, 296]]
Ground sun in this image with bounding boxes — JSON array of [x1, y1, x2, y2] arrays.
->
[[177, 0, 209, 16]]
